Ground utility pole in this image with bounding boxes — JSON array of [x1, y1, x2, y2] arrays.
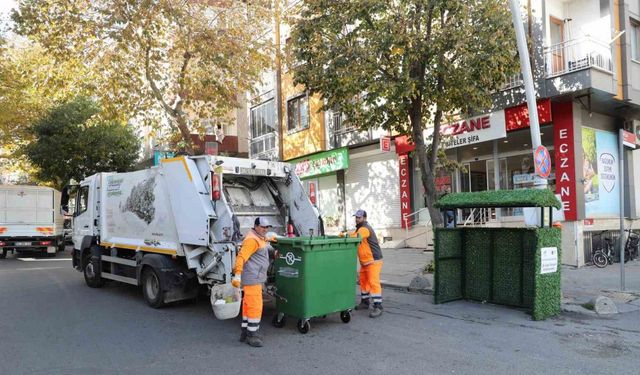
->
[[275, 0, 284, 161], [508, 0, 547, 189]]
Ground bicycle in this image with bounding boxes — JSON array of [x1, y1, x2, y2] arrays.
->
[[591, 231, 613, 268], [625, 228, 639, 261]]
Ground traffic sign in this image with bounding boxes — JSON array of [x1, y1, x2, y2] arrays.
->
[[534, 145, 551, 179]]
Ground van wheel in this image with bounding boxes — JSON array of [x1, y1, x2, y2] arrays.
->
[[83, 253, 105, 288], [142, 267, 166, 308]]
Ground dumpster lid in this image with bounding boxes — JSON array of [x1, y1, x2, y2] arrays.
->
[[435, 189, 561, 209], [273, 236, 362, 246]]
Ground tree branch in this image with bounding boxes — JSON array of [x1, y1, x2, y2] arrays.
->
[[144, 44, 175, 117]]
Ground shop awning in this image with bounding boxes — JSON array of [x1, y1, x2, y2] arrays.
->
[[435, 189, 561, 209]]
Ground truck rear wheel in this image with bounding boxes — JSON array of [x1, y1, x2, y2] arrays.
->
[[83, 253, 105, 288], [142, 267, 166, 308]]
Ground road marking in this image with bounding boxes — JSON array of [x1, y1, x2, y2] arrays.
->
[[17, 258, 72, 262], [0, 266, 66, 272]]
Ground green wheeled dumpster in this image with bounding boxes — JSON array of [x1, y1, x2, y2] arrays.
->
[[271, 236, 362, 334]]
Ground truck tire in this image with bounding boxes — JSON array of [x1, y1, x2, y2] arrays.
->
[[83, 252, 105, 288], [141, 267, 166, 308], [0, 249, 6, 259]]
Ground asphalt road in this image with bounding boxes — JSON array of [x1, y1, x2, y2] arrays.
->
[[1, 249, 639, 375]]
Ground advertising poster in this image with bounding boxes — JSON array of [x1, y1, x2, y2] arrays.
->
[[582, 128, 620, 217]]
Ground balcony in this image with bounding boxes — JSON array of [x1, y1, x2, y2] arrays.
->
[[500, 73, 524, 91], [544, 37, 613, 77], [543, 37, 616, 97], [249, 131, 278, 160]]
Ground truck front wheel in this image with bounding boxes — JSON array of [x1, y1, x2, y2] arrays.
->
[[83, 253, 105, 288], [142, 267, 166, 308]]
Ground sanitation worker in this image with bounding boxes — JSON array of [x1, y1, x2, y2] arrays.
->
[[231, 217, 273, 347], [344, 209, 384, 318]]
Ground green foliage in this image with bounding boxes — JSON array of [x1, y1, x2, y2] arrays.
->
[[12, 0, 273, 152], [436, 189, 562, 209], [23, 97, 140, 189], [0, 40, 92, 178], [424, 259, 435, 274], [290, 0, 519, 226]]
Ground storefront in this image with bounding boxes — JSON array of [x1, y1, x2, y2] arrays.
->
[[290, 148, 349, 234], [344, 145, 402, 233], [438, 99, 634, 266]]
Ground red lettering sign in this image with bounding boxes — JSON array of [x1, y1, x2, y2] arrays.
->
[[394, 135, 416, 155], [622, 130, 637, 149], [381, 136, 391, 152], [505, 99, 552, 132], [399, 154, 412, 228], [441, 115, 491, 136], [553, 102, 577, 221]]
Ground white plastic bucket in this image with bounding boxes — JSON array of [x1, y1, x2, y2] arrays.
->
[[210, 284, 241, 320]]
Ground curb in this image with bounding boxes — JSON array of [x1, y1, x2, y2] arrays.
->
[[381, 281, 433, 295]]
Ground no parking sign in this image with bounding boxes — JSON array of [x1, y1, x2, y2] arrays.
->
[[534, 145, 551, 179]]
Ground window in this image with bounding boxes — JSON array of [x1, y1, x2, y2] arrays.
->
[[333, 111, 344, 131], [76, 186, 89, 216], [287, 95, 309, 131], [250, 99, 276, 138], [632, 21, 640, 61], [600, 0, 610, 17]]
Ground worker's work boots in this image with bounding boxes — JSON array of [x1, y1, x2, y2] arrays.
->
[[369, 304, 383, 318], [356, 298, 370, 310], [246, 331, 263, 347], [239, 328, 247, 342]]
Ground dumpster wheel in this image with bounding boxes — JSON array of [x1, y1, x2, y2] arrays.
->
[[340, 310, 351, 323], [297, 319, 310, 334], [272, 313, 286, 328]]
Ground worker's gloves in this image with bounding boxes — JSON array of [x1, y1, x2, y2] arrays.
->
[[231, 275, 241, 288]]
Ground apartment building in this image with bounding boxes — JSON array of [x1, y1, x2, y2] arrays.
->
[[246, 0, 640, 264]]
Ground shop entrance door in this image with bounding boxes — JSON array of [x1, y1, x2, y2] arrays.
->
[[460, 161, 489, 224], [461, 161, 488, 193]]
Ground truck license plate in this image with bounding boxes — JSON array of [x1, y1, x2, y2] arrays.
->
[[15, 242, 31, 246], [238, 167, 268, 176]]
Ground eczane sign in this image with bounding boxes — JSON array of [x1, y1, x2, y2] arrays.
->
[[441, 110, 506, 149]]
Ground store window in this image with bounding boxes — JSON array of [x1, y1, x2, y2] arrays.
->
[[287, 95, 309, 132]]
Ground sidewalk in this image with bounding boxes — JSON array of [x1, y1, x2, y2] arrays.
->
[[379, 248, 640, 315]]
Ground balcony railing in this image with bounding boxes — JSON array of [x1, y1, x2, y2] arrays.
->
[[500, 73, 524, 90], [249, 131, 278, 159], [544, 37, 613, 77]]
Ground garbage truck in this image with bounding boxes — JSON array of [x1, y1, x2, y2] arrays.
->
[[0, 185, 66, 259], [63, 155, 321, 311]]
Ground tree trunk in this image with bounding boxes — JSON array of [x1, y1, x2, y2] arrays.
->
[[175, 113, 195, 155], [409, 98, 444, 228]]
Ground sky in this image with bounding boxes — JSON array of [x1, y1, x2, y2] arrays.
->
[[0, 0, 16, 37], [0, 0, 16, 16]]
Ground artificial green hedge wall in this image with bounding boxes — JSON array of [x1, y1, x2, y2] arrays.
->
[[433, 229, 463, 303], [434, 227, 562, 321], [532, 228, 562, 321], [435, 189, 561, 209]]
